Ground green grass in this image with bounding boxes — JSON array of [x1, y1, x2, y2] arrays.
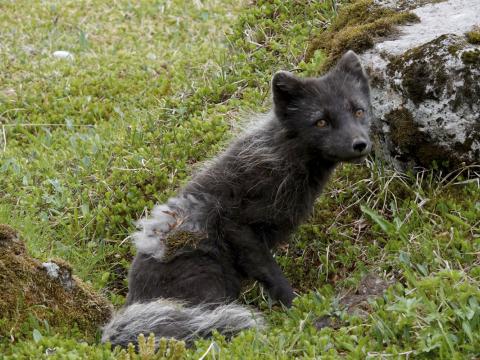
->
[[1, 0, 479, 358]]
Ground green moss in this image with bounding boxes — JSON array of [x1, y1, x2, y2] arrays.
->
[[386, 109, 418, 149], [461, 49, 480, 65], [0, 225, 111, 340], [306, 0, 419, 70], [448, 44, 462, 56], [465, 27, 480, 44]]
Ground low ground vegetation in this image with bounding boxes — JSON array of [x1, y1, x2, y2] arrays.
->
[[0, 0, 479, 358]]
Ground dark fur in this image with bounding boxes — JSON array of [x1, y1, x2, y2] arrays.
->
[[103, 50, 372, 347]]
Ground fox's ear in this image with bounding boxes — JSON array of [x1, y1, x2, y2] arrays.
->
[[336, 51, 367, 80], [272, 71, 303, 118], [335, 50, 369, 92]]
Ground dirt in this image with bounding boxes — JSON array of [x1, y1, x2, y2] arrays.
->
[[315, 273, 395, 330]]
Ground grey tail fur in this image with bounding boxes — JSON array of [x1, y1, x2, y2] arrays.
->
[[102, 299, 265, 347]]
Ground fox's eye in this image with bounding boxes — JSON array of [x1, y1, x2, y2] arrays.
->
[[354, 109, 365, 119], [315, 119, 328, 128]]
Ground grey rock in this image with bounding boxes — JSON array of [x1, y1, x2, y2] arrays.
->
[[42, 261, 76, 291], [360, 0, 480, 171]]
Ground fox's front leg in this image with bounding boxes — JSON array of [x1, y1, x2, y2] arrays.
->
[[228, 225, 295, 307]]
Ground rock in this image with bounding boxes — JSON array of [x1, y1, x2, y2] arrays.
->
[[0, 224, 112, 339], [42, 261, 76, 291], [53, 50, 74, 60], [360, 0, 480, 171]]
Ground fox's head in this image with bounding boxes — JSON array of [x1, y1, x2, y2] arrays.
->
[[272, 50, 372, 163]]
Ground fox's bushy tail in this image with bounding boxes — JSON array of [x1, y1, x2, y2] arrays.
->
[[102, 299, 264, 348]]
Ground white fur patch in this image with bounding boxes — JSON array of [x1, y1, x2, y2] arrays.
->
[[132, 193, 206, 260], [102, 299, 265, 346], [133, 204, 179, 260]]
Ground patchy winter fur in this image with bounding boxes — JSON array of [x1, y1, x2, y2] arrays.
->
[[103, 51, 372, 348], [132, 194, 207, 260]]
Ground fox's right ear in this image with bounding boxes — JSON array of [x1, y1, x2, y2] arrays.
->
[[272, 71, 303, 119]]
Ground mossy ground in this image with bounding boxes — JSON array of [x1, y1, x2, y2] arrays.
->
[[1, 0, 479, 359], [0, 225, 111, 343]]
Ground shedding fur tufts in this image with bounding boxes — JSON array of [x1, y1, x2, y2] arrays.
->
[[132, 195, 208, 260], [102, 299, 264, 348]]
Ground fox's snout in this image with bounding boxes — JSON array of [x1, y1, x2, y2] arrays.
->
[[352, 137, 371, 155]]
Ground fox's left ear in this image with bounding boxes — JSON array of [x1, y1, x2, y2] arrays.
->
[[335, 50, 369, 91], [272, 71, 304, 120]]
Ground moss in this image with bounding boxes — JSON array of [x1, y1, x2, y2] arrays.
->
[[461, 49, 480, 65], [0, 225, 112, 340], [447, 44, 462, 56], [306, 0, 419, 70], [0, 224, 19, 243], [386, 108, 455, 168], [465, 27, 480, 45], [162, 230, 206, 262]]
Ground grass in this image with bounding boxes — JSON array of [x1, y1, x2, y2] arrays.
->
[[1, 0, 479, 358]]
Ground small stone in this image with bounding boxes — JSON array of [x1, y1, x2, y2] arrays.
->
[[45, 348, 57, 356], [53, 50, 74, 60], [42, 261, 76, 291], [22, 45, 36, 55], [42, 262, 60, 279]]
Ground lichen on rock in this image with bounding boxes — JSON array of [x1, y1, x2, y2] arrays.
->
[[352, 0, 480, 171], [0, 224, 112, 339], [374, 0, 447, 11], [369, 34, 480, 170]]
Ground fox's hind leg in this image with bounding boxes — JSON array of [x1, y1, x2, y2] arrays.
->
[[126, 252, 241, 305]]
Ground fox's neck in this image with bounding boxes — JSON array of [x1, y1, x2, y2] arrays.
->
[[183, 116, 338, 230]]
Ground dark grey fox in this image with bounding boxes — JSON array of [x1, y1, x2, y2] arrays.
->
[[102, 50, 372, 347]]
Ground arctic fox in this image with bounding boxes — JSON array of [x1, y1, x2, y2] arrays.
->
[[102, 50, 372, 347]]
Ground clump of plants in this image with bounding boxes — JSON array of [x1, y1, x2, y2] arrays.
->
[[306, 0, 419, 70], [465, 26, 480, 44], [0, 224, 111, 341]]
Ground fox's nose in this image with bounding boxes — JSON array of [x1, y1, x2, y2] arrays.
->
[[352, 139, 368, 153]]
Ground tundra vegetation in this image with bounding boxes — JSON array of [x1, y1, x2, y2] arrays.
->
[[0, 0, 479, 359]]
